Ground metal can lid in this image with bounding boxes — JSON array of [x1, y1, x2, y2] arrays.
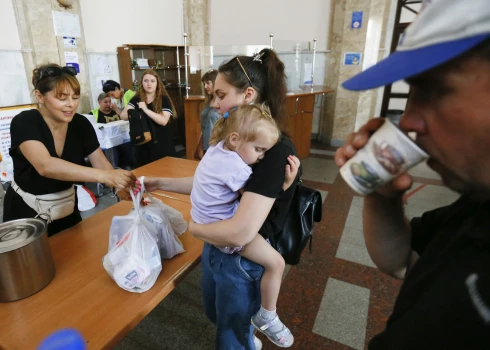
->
[[0, 218, 47, 253]]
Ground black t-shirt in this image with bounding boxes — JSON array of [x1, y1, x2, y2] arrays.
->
[[89, 109, 119, 124], [244, 135, 298, 241], [9, 109, 99, 195], [128, 95, 176, 157], [369, 195, 490, 349]]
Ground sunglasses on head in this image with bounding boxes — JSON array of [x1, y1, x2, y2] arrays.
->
[[36, 66, 77, 87]]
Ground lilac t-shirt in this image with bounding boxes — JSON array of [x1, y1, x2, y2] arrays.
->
[[191, 140, 252, 226]]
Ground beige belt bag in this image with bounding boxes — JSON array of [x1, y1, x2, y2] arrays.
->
[[11, 181, 76, 222]]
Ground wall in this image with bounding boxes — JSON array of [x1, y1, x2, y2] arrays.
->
[[0, 0, 21, 50], [80, 0, 184, 52], [209, 0, 331, 50]]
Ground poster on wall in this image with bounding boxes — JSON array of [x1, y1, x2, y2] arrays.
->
[[63, 37, 77, 48], [351, 11, 363, 29], [65, 52, 80, 73], [52, 11, 81, 37], [344, 52, 363, 65], [0, 104, 37, 181]]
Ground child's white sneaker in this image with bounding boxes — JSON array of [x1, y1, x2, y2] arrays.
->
[[251, 313, 294, 348]]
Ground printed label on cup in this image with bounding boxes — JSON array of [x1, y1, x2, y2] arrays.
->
[[340, 119, 428, 196]]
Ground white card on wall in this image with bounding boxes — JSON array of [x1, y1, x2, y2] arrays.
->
[[65, 52, 80, 73], [63, 37, 77, 48], [52, 11, 81, 37]]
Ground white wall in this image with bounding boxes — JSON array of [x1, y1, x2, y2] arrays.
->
[[209, 0, 331, 51], [0, 0, 21, 50], [80, 0, 184, 52]]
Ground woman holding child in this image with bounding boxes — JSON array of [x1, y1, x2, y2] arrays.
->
[[142, 49, 299, 349]]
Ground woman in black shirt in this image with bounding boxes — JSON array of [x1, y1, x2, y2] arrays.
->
[[4, 64, 136, 236], [120, 70, 177, 167], [141, 49, 300, 349]]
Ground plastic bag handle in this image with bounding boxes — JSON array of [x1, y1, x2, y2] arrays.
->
[[130, 176, 145, 216]]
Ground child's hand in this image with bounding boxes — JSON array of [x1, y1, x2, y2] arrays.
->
[[282, 155, 300, 191]]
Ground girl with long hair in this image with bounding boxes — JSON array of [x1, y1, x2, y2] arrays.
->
[[121, 69, 178, 167]]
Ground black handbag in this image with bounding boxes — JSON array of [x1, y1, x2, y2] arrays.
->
[[128, 109, 156, 146], [273, 180, 323, 265]]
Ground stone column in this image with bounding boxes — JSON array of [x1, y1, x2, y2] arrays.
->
[[320, 0, 393, 146], [182, 0, 210, 46], [12, 0, 91, 112]]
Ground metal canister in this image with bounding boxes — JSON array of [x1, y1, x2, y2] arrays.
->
[[0, 218, 55, 302]]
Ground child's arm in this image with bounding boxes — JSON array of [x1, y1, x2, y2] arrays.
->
[[282, 155, 301, 191]]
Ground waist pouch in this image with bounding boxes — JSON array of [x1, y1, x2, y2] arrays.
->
[[12, 181, 75, 222]]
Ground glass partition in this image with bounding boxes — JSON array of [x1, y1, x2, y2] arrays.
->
[[184, 40, 325, 97]]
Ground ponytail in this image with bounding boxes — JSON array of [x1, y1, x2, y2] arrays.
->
[[218, 48, 287, 130], [259, 49, 287, 130]]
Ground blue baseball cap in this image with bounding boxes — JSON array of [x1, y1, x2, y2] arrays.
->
[[343, 0, 490, 91]]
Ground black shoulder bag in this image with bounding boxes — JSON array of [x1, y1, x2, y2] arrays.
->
[[128, 108, 157, 146], [274, 173, 323, 265]]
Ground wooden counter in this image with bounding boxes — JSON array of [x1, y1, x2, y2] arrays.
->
[[0, 157, 200, 350], [184, 87, 334, 160]]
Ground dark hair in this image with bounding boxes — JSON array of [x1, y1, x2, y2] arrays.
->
[[218, 48, 287, 129], [136, 69, 177, 118], [102, 80, 121, 93], [32, 63, 80, 97], [201, 69, 218, 104]]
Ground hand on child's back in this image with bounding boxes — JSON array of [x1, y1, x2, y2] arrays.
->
[[282, 155, 300, 191]]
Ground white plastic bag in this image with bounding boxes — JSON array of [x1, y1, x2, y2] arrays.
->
[[138, 177, 185, 259], [103, 188, 162, 293]]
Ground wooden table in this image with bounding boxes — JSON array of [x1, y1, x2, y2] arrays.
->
[[0, 157, 200, 349]]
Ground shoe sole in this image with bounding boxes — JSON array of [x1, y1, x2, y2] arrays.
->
[[251, 318, 294, 348]]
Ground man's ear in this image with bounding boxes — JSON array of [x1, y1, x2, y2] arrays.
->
[[228, 132, 240, 148], [34, 90, 44, 104]]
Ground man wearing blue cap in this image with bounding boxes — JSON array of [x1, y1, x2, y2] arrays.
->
[[336, 0, 490, 348]]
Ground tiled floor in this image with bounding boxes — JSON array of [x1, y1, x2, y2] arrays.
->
[[77, 148, 459, 350]]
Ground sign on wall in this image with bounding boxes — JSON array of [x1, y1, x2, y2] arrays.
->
[[351, 11, 363, 29], [344, 52, 363, 65], [0, 104, 37, 181], [52, 11, 81, 37]]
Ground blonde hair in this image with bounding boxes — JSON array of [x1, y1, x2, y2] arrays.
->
[[210, 104, 281, 148]]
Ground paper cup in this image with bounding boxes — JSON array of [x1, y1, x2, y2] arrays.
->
[[340, 118, 428, 196]]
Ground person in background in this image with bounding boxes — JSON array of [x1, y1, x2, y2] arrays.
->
[[89, 92, 132, 170], [336, 0, 490, 348], [90, 92, 119, 123], [121, 70, 178, 167], [4, 64, 135, 236], [197, 69, 220, 159], [102, 80, 135, 116]]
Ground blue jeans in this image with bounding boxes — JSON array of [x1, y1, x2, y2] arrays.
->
[[201, 243, 264, 350]]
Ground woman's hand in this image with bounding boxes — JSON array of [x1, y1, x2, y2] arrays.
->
[[101, 169, 136, 190], [335, 118, 413, 197], [282, 155, 300, 191], [143, 177, 161, 192], [115, 188, 132, 201], [138, 102, 148, 111]]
